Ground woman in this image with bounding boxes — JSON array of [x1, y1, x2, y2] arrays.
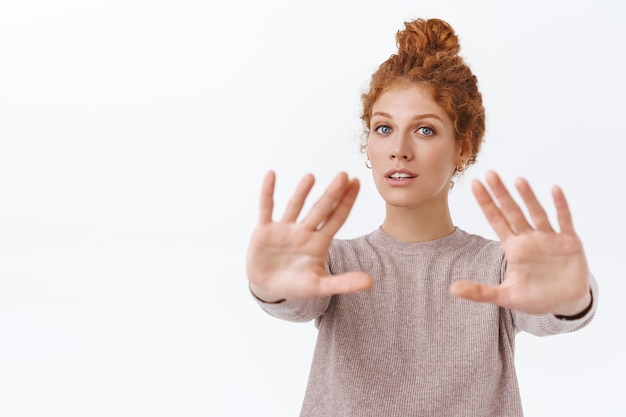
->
[[246, 17, 596, 416]]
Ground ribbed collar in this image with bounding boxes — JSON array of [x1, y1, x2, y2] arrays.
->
[[366, 226, 471, 255]]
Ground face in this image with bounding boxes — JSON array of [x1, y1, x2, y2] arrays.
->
[[366, 83, 467, 211]]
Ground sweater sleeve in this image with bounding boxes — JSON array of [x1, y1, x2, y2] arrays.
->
[[249, 255, 333, 323], [251, 290, 331, 323], [512, 272, 599, 336]]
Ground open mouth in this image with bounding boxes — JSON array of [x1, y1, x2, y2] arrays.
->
[[388, 173, 415, 180]]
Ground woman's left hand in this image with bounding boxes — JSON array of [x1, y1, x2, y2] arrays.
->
[[449, 171, 591, 316]]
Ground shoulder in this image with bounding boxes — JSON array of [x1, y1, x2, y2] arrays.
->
[[456, 228, 505, 265], [329, 232, 375, 258], [326, 231, 383, 274], [458, 229, 502, 255], [455, 228, 506, 283]]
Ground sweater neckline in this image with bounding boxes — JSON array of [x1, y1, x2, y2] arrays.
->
[[367, 226, 470, 255]]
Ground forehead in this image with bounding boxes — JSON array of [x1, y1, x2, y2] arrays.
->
[[373, 83, 439, 112], [371, 83, 453, 126]]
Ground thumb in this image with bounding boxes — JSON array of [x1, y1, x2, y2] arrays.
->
[[318, 272, 374, 297], [449, 281, 499, 304]]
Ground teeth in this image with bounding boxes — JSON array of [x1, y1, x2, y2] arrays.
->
[[390, 173, 412, 179]]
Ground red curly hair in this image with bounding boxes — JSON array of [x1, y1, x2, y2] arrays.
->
[[361, 18, 485, 166]]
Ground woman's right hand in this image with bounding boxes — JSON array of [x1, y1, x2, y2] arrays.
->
[[246, 171, 374, 302]]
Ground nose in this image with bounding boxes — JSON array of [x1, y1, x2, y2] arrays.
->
[[390, 132, 414, 161]]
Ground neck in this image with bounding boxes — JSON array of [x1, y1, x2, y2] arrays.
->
[[381, 201, 455, 243]]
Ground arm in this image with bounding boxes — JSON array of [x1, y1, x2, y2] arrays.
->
[[246, 171, 373, 321], [511, 272, 598, 336], [450, 171, 595, 319]]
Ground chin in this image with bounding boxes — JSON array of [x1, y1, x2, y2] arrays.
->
[[384, 197, 424, 209]]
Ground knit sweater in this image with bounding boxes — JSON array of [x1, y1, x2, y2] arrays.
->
[[255, 227, 598, 417]]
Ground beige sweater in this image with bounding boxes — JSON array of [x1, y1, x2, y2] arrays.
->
[[255, 227, 597, 417]]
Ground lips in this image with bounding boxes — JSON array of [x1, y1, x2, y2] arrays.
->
[[384, 169, 418, 179], [389, 172, 413, 179], [383, 168, 418, 187]]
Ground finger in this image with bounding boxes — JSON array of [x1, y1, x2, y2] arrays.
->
[[281, 174, 315, 223], [317, 178, 360, 237], [552, 185, 576, 234], [301, 172, 350, 230], [317, 272, 374, 297], [449, 281, 500, 304], [484, 171, 533, 234], [514, 177, 555, 232], [471, 179, 514, 240], [258, 171, 276, 224]]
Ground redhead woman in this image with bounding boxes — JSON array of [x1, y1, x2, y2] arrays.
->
[[246, 17, 597, 417]]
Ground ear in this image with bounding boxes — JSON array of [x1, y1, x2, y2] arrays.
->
[[456, 135, 472, 162]]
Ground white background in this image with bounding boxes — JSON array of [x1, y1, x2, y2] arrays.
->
[[1, 0, 624, 416]]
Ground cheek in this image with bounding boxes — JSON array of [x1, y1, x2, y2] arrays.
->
[[367, 142, 388, 164], [430, 144, 456, 165], [421, 146, 457, 175]]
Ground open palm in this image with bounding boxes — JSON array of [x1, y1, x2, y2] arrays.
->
[[450, 171, 591, 316], [246, 171, 373, 303]]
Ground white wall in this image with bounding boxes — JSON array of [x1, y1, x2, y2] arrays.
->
[[1, 0, 624, 416]]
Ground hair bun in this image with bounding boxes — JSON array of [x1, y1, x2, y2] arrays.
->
[[396, 18, 460, 56]]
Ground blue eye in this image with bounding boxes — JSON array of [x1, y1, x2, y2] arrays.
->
[[417, 126, 435, 136], [375, 125, 392, 135]]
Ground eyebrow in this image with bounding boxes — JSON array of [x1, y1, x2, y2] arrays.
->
[[371, 111, 444, 122]]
